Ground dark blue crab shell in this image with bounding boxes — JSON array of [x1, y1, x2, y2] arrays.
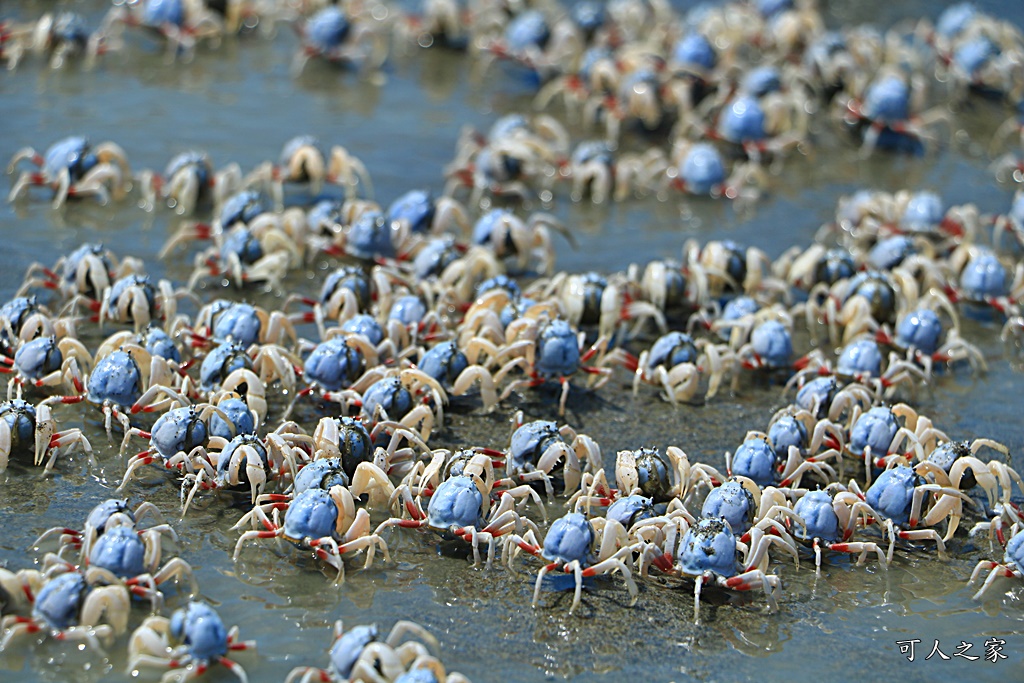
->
[[541, 512, 594, 565], [330, 624, 378, 678], [14, 336, 62, 380], [936, 2, 976, 39], [606, 495, 658, 530], [631, 447, 674, 503], [87, 349, 144, 407], [960, 251, 1008, 301], [0, 399, 36, 452], [845, 271, 897, 323], [730, 437, 777, 488], [849, 406, 899, 456], [283, 487, 340, 542], [895, 308, 943, 355], [508, 420, 563, 476], [165, 152, 212, 192], [43, 137, 95, 182], [836, 338, 883, 377], [169, 601, 229, 662], [865, 465, 920, 527], [536, 319, 580, 377], [867, 236, 915, 271], [348, 211, 394, 260], [814, 249, 856, 286], [340, 314, 384, 347], [216, 433, 269, 486], [571, 140, 614, 168], [305, 6, 351, 53], [900, 191, 944, 232], [140, 324, 181, 363], [954, 36, 998, 78], [672, 32, 716, 71], [211, 303, 262, 347], [304, 338, 365, 392], [505, 10, 550, 53], [221, 226, 264, 265], [149, 407, 209, 459], [279, 135, 321, 173], [677, 517, 739, 577], [331, 416, 372, 479], [294, 457, 350, 494], [862, 75, 910, 123], [413, 237, 461, 280], [795, 376, 838, 419], [0, 296, 41, 339], [792, 489, 841, 543], [88, 524, 146, 578], [719, 296, 759, 338], [308, 199, 346, 234], [925, 440, 977, 490], [472, 209, 517, 252], [570, 1, 605, 35], [742, 66, 782, 98], [477, 274, 521, 301], [321, 267, 371, 311], [387, 189, 435, 234], [768, 415, 808, 454], [418, 341, 469, 389], [750, 320, 792, 369], [106, 275, 157, 324], [209, 397, 256, 439], [142, 0, 186, 28], [218, 190, 265, 228], [388, 296, 427, 325], [647, 331, 699, 370], [426, 475, 484, 536], [33, 572, 87, 630], [50, 12, 90, 49], [361, 377, 413, 420], [1005, 529, 1024, 572], [720, 95, 767, 144], [680, 143, 725, 194], [199, 341, 252, 392], [701, 480, 756, 533], [84, 499, 133, 535]]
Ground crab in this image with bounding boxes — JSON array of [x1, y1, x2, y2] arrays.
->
[[126, 601, 255, 683], [246, 136, 373, 207], [503, 511, 638, 615], [137, 151, 242, 216], [7, 136, 132, 208], [861, 464, 976, 559], [234, 484, 391, 582], [292, 4, 390, 77], [118, 404, 224, 491], [33, 498, 165, 564], [726, 433, 839, 490], [0, 570, 131, 654], [875, 304, 986, 374], [99, 0, 225, 61], [969, 525, 1024, 601], [378, 452, 542, 568], [284, 620, 445, 683], [492, 317, 620, 416], [628, 331, 728, 403], [189, 299, 297, 351], [685, 90, 808, 163], [0, 335, 90, 399], [0, 395, 93, 474], [502, 411, 602, 499], [16, 243, 141, 306], [791, 486, 890, 571], [180, 430, 304, 513], [636, 140, 767, 203], [0, 11, 105, 70], [640, 515, 795, 623], [790, 336, 930, 399], [834, 69, 951, 156], [684, 239, 783, 301]]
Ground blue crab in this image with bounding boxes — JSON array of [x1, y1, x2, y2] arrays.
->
[[126, 601, 255, 683], [7, 136, 132, 208]]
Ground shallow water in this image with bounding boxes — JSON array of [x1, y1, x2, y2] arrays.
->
[[2, 0, 1024, 681]]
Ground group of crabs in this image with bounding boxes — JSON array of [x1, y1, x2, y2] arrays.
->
[[7, 0, 1024, 206], [5, 0, 1024, 681]]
